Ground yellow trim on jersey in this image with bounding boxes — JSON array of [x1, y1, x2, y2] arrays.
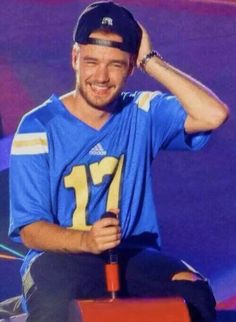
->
[[11, 133, 48, 155], [135, 91, 161, 112], [13, 138, 47, 148]]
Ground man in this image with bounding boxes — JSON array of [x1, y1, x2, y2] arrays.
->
[[9, 1, 228, 322]]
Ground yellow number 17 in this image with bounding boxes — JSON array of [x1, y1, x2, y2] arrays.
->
[[64, 155, 124, 231]]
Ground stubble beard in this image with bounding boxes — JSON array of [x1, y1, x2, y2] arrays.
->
[[77, 81, 122, 111]]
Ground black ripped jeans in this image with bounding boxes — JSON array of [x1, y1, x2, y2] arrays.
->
[[22, 248, 216, 322]]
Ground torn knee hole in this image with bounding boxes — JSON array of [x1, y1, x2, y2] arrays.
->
[[171, 272, 203, 282]]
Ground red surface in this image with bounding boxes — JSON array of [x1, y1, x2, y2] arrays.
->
[[77, 297, 190, 322]]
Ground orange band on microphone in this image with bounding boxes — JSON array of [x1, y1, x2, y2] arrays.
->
[[105, 262, 120, 292]]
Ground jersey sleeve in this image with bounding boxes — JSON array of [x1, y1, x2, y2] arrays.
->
[[135, 92, 211, 157], [9, 114, 53, 243]]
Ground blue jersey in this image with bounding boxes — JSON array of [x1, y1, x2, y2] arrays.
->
[[9, 91, 210, 274]]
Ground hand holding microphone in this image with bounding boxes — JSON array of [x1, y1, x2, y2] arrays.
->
[[83, 208, 120, 254]]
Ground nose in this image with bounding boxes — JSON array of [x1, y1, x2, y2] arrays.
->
[[94, 64, 110, 83]]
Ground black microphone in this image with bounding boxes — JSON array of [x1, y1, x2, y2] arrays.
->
[[101, 211, 118, 261], [101, 211, 120, 299]]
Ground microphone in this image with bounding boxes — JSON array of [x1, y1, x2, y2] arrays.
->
[[101, 211, 120, 300]]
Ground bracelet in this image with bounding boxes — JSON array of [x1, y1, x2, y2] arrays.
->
[[139, 50, 163, 71]]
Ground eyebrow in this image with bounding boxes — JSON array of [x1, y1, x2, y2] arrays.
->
[[83, 56, 98, 61]]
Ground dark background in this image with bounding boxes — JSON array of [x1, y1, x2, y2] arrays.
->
[[0, 0, 235, 308]]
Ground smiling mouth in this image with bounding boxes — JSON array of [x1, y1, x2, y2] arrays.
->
[[90, 83, 112, 95]]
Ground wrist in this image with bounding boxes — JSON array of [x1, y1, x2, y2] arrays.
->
[[79, 230, 90, 252], [139, 50, 164, 72]]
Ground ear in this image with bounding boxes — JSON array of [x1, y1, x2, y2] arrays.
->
[[128, 55, 136, 76], [72, 43, 80, 70]]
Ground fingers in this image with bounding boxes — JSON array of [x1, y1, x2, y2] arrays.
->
[[137, 22, 147, 34], [97, 208, 120, 228], [93, 223, 121, 236], [136, 22, 153, 68], [83, 210, 121, 254], [96, 217, 119, 229], [86, 228, 121, 254], [94, 232, 121, 251], [92, 219, 121, 243]]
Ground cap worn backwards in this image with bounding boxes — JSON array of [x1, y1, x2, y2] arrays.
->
[[73, 1, 142, 55]]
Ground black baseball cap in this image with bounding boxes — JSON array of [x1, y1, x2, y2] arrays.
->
[[73, 1, 142, 55]]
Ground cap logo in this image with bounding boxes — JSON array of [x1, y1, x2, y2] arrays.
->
[[101, 17, 113, 26]]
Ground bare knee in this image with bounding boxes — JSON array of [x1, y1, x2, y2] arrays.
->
[[171, 271, 204, 282]]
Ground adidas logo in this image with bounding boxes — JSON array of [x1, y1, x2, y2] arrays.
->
[[89, 143, 107, 156]]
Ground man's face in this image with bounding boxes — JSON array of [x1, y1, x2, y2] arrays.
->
[[72, 31, 133, 110]]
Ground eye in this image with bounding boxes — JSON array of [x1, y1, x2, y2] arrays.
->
[[86, 61, 97, 66], [83, 59, 98, 66], [112, 63, 123, 68], [111, 62, 124, 69]]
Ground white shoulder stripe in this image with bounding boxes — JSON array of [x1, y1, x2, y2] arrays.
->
[[11, 132, 48, 155], [135, 91, 161, 112]]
